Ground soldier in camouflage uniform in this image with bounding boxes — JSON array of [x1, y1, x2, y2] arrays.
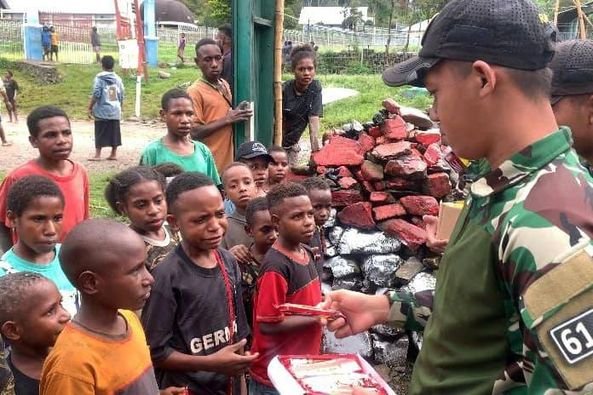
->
[[550, 39, 593, 169], [324, 0, 593, 393]]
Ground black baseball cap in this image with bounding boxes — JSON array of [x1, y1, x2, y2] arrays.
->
[[236, 141, 273, 162], [550, 39, 593, 105], [383, 0, 556, 87]]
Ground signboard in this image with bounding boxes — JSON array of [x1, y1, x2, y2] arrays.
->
[[118, 39, 139, 69]]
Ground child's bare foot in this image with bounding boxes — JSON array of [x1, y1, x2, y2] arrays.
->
[[2, 141, 12, 146], [106, 156, 117, 161], [88, 157, 102, 161]]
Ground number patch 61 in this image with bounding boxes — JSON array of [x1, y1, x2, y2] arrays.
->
[[550, 309, 593, 364]]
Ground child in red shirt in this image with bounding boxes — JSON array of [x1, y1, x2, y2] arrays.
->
[[249, 182, 322, 394], [0, 106, 89, 249]]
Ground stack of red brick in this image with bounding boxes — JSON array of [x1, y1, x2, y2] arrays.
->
[[313, 99, 453, 251]]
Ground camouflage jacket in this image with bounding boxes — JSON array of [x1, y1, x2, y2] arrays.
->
[[389, 128, 593, 394], [0, 343, 14, 395]]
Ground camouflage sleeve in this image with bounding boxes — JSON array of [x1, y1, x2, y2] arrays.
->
[[0, 343, 15, 395], [498, 218, 593, 392], [386, 289, 433, 332]]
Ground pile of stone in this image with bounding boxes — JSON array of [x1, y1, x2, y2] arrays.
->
[[314, 99, 458, 369]]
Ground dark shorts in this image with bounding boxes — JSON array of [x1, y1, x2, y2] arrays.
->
[[51, 45, 58, 53], [43, 45, 50, 53]]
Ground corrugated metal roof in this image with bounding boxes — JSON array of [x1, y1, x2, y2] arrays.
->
[[4, 0, 115, 14], [298, 6, 369, 26]]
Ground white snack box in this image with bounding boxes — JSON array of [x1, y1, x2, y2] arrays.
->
[[267, 354, 397, 395]]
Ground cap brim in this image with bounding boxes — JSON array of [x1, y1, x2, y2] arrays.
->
[[241, 153, 273, 162], [382, 56, 441, 87]]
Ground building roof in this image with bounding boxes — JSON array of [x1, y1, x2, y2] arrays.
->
[[557, 1, 593, 25], [298, 6, 370, 26], [3, 0, 115, 14]]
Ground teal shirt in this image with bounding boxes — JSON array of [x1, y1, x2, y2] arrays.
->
[[140, 138, 221, 185], [0, 244, 79, 316]]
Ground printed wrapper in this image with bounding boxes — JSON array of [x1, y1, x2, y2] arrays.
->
[[276, 303, 345, 320], [268, 354, 397, 395]]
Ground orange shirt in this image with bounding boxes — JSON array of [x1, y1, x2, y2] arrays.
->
[[187, 79, 234, 172], [40, 310, 159, 395]]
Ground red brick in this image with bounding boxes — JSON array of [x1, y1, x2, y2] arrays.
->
[[332, 189, 363, 207], [375, 136, 387, 145], [312, 136, 364, 167], [424, 172, 451, 198], [371, 141, 413, 161], [380, 219, 427, 250], [338, 176, 358, 190], [370, 191, 394, 204], [382, 98, 400, 114], [337, 166, 353, 178], [285, 171, 308, 183], [373, 181, 385, 191], [338, 202, 376, 230], [384, 156, 428, 179], [411, 130, 441, 146], [385, 178, 418, 190], [361, 160, 384, 181], [368, 126, 383, 138], [358, 132, 376, 153], [316, 166, 327, 175], [361, 181, 375, 193], [423, 143, 442, 166], [400, 195, 439, 216], [373, 203, 406, 221], [382, 117, 407, 141]]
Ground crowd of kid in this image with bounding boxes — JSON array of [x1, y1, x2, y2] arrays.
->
[[0, 91, 334, 395]]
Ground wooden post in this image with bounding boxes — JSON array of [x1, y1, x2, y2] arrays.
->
[[554, 0, 560, 25], [274, 0, 285, 146], [574, 0, 587, 39]]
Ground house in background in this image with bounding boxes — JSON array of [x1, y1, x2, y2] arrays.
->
[[298, 6, 373, 28]]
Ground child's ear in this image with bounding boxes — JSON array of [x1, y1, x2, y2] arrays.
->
[[159, 108, 166, 122], [271, 213, 280, 228], [115, 201, 127, 216], [1, 321, 20, 342], [6, 210, 17, 229], [78, 271, 99, 295], [245, 224, 253, 237], [29, 135, 38, 149], [166, 213, 179, 233]]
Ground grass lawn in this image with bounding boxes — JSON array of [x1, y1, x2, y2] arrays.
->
[[1, 61, 432, 218]]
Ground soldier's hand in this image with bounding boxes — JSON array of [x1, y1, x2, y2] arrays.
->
[[322, 290, 390, 338], [423, 215, 448, 254]]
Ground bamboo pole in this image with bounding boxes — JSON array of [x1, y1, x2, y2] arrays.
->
[[574, 0, 587, 39], [554, 0, 560, 25], [274, 0, 285, 146]]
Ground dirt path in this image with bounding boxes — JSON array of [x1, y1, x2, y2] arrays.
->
[[0, 118, 165, 173]]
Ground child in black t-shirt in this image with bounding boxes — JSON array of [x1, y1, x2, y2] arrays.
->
[[0, 272, 71, 395], [249, 182, 323, 393], [3, 71, 18, 123], [242, 197, 278, 324], [301, 177, 332, 276], [141, 172, 257, 395]]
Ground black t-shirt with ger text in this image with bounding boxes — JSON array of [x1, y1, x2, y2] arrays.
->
[[282, 79, 323, 148], [141, 246, 249, 395]]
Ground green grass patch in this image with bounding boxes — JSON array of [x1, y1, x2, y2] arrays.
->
[[317, 74, 432, 130], [89, 171, 118, 219], [5, 61, 199, 120]]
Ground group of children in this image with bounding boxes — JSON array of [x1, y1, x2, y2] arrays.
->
[[0, 96, 336, 394]]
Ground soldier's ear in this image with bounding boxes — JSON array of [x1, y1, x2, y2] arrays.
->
[[586, 95, 593, 126]]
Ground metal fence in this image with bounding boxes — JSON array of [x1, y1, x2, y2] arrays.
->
[[0, 19, 23, 61]]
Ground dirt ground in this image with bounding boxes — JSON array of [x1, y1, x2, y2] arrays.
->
[[0, 118, 165, 173]]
